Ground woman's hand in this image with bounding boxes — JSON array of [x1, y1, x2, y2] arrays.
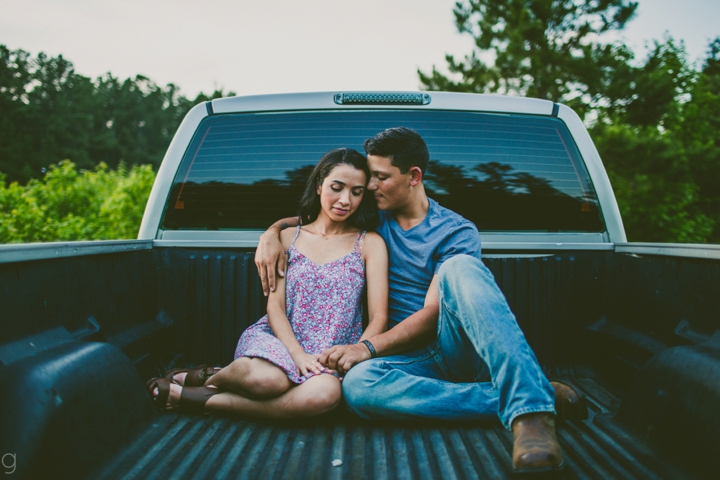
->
[[291, 351, 328, 377]]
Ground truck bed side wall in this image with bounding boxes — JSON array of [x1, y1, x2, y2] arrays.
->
[[4, 248, 719, 375]]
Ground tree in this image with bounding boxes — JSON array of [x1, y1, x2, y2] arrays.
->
[[418, 0, 638, 118], [0, 45, 234, 184], [419, 1, 720, 243], [591, 37, 720, 242]]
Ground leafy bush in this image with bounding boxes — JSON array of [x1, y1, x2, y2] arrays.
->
[[0, 161, 155, 243]]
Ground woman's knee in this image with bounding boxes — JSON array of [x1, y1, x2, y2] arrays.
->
[[300, 376, 341, 415], [244, 363, 290, 396], [214, 357, 290, 396]]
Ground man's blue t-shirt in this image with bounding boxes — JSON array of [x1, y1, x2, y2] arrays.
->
[[376, 198, 482, 326]]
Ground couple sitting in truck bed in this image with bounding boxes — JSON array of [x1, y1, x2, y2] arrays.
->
[[147, 127, 586, 473]]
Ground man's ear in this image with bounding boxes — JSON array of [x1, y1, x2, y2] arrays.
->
[[409, 166, 423, 186]]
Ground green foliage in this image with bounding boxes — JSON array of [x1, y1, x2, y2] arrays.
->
[[0, 161, 156, 243], [420, 0, 720, 243], [0, 45, 233, 243], [593, 38, 720, 242], [0, 45, 234, 185], [418, 0, 638, 119], [591, 123, 715, 242]]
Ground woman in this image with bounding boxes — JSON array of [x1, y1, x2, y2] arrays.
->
[[147, 148, 388, 418]]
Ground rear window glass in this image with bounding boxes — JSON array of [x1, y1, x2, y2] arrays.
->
[[161, 110, 604, 232]]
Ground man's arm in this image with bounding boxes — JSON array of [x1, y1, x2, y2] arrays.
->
[[371, 275, 439, 355], [319, 275, 439, 375], [255, 216, 298, 296]]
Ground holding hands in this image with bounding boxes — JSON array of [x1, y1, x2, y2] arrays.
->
[[319, 343, 372, 377]]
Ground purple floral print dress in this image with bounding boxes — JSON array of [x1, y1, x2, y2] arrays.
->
[[234, 226, 366, 384]]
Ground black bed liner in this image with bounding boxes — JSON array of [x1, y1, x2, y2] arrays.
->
[[4, 249, 717, 479], [89, 368, 694, 480]]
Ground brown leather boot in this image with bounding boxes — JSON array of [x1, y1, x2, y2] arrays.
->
[[511, 413, 564, 473], [551, 381, 588, 421]]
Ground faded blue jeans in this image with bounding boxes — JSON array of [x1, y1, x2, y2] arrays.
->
[[342, 254, 555, 429]]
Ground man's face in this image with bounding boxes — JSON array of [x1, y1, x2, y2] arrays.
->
[[366, 154, 412, 211]]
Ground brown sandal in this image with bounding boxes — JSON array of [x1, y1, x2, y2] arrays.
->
[[146, 377, 219, 413], [146, 377, 172, 410], [164, 365, 221, 387]]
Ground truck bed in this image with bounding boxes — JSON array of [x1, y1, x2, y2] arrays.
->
[[87, 367, 690, 480], [2, 243, 717, 479]]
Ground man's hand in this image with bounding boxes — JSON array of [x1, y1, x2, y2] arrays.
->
[[319, 343, 372, 376], [255, 229, 287, 296]]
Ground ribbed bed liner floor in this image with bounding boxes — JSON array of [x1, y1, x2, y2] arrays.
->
[[89, 368, 695, 479]]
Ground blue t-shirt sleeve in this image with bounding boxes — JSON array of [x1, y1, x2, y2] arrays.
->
[[433, 222, 482, 274]]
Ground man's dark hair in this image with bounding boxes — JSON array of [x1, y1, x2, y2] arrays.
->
[[363, 127, 429, 174], [297, 148, 378, 230]]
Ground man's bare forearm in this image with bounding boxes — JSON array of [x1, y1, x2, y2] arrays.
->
[[256, 216, 300, 295], [267, 216, 299, 232], [367, 304, 438, 357]]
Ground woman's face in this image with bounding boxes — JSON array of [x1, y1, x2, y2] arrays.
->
[[317, 164, 367, 223]]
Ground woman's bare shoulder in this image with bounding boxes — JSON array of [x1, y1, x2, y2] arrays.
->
[[280, 226, 299, 250], [364, 231, 385, 244], [362, 232, 387, 256]]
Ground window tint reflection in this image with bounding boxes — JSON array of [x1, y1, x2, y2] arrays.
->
[[162, 110, 604, 232]]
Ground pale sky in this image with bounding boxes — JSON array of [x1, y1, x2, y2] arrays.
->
[[2, 0, 719, 99]]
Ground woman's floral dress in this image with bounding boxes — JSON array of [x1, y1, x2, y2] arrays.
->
[[234, 226, 366, 383]]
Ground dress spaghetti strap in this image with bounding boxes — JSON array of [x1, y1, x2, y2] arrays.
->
[[290, 225, 302, 249], [354, 230, 367, 254]]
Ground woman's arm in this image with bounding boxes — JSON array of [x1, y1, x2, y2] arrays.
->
[[319, 274, 439, 375], [359, 232, 388, 341], [317, 233, 389, 374], [265, 230, 325, 377]]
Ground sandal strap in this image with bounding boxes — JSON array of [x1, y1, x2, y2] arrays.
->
[[186, 367, 219, 387], [164, 365, 219, 387], [146, 377, 171, 409], [178, 386, 219, 414]]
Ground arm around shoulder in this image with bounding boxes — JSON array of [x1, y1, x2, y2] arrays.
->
[[255, 216, 300, 296]]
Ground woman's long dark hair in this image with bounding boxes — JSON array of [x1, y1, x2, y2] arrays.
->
[[298, 148, 378, 230]]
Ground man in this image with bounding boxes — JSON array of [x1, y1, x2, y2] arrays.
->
[[255, 127, 585, 473]]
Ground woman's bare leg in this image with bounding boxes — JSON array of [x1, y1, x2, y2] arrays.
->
[[206, 357, 293, 399], [206, 374, 342, 418], [155, 374, 341, 419], [153, 356, 341, 418]]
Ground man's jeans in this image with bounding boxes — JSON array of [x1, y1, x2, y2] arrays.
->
[[342, 254, 555, 430]]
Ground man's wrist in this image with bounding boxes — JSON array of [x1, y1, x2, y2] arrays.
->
[[361, 339, 377, 358]]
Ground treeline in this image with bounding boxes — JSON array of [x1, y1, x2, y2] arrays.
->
[[0, 44, 232, 242], [420, 0, 720, 243], [2, 1, 720, 244], [0, 45, 231, 184]]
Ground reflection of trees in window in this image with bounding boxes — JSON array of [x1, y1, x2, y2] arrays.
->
[[163, 164, 315, 230], [163, 160, 603, 232], [424, 160, 602, 232]]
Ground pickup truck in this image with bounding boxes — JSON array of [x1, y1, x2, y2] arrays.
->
[[1, 91, 719, 479]]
